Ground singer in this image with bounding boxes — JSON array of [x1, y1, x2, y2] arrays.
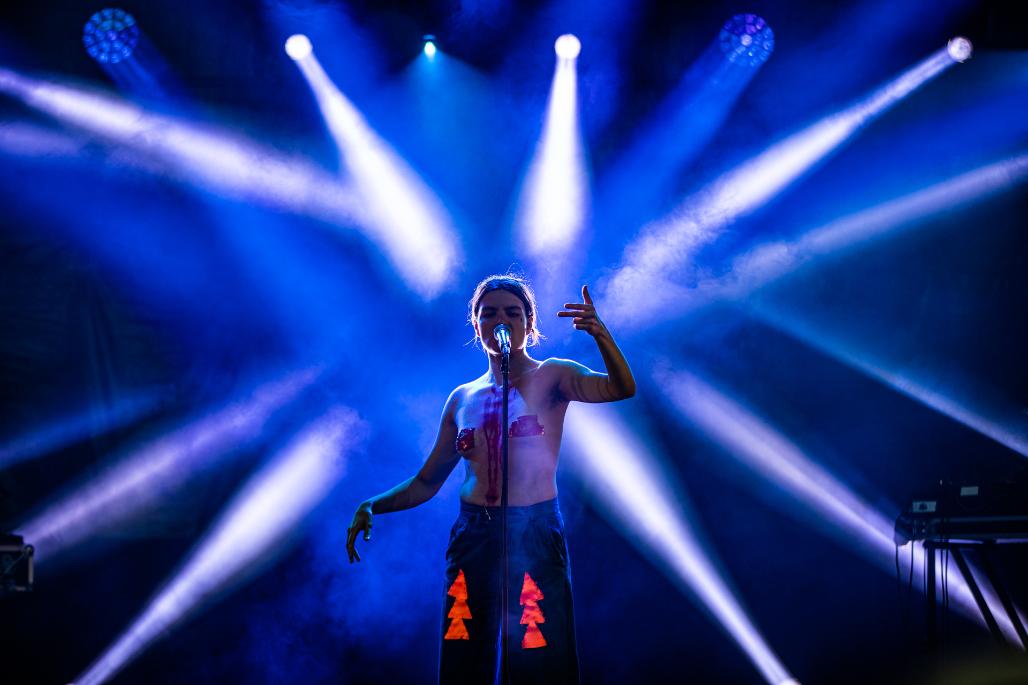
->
[[345, 273, 635, 685]]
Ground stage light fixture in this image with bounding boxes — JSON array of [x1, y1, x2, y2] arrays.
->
[[82, 8, 139, 65], [423, 34, 437, 59], [515, 29, 587, 258], [719, 14, 774, 66], [285, 34, 313, 61], [947, 36, 972, 62], [604, 41, 965, 330], [290, 53, 459, 297], [554, 33, 581, 60]]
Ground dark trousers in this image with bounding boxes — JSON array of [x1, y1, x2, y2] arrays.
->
[[440, 498, 580, 685]]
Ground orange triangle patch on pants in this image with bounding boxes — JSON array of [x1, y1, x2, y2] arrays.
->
[[444, 570, 472, 640], [519, 572, 546, 649]]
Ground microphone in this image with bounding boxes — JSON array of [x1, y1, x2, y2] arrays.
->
[[493, 324, 511, 355]]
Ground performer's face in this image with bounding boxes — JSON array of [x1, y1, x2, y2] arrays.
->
[[474, 289, 533, 355]]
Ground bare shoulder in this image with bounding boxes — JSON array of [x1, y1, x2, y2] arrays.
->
[[540, 356, 605, 403], [540, 356, 593, 377], [443, 382, 472, 418], [449, 374, 489, 408]]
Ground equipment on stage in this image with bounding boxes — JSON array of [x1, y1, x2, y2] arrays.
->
[[894, 478, 1028, 544], [493, 323, 511, 355], [894, 476, 1028, 650], [1, 533, 34, 594], [494, 322, 512, 685]]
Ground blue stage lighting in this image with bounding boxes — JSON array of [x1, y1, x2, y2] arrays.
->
[[554, 33, 581, 60], [285, 34, 313, 61], [947, 36, 972, 62], [82, 8, 140, 65], [719, 14, 774, 66], [423, 35, 437, 59]]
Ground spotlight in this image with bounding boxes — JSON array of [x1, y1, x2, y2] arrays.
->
[[82, 8, 139, 65], [285, 34, 313, 61], [604, 41, 963, 330], [288, 49, 460, 297], [516, 29, 587, 257], [423, 34, 437, 59], [719, 14, 774, 66], [947, 36, 972, 62], [554, 33, 581, 60]]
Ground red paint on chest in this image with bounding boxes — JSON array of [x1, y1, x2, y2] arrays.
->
[[456, 428, 475, 453], [482, 390, 502, 505], [510, 414, 544, 438]]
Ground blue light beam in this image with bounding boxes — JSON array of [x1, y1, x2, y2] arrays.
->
[[639, 153, 1028, 459], [749, 304, 1028, 460], [564, 403, 799, 685], [73, 407, 364, 685], [19, 368, 320, 562], [597, 16, 773, 237], [288, 42, 460, 299], [604, 41, 970, 329], [514, 34, 589, 258], [0, 392, 163, 470], [0, 68, 384, 251], [662, 153, 1028, 321], [660, 366, 1025, 645]]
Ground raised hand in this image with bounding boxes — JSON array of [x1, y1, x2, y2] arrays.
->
[[558, 285, 609, 339], [346, 503, 373, 563]]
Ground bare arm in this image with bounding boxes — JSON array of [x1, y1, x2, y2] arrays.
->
[[556, 285, 637, 403], [346, 389, 461, 563]]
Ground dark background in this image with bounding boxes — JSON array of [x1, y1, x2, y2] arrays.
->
[[2, 1, 1027, 683]]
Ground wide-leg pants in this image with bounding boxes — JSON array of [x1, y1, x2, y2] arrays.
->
[[439, 498, 580, 685]]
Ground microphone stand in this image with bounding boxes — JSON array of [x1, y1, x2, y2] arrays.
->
[[499, 344, 511, 685]]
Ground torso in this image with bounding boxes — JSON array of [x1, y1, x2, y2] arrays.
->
[[453, 358, 569, 506]]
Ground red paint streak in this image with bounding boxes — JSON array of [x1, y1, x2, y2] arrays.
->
[[482, 389, 502, 505]]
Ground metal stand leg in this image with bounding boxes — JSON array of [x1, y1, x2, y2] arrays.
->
[[926, 542, 936, 650], [971, 544, 1028, 650], [951, 547, 1005, 645]]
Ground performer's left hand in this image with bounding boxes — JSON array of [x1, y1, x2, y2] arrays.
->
[[558, 285, 610, 340]]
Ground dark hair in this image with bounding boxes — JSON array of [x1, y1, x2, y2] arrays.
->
[[468, 273, 543, 347]]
